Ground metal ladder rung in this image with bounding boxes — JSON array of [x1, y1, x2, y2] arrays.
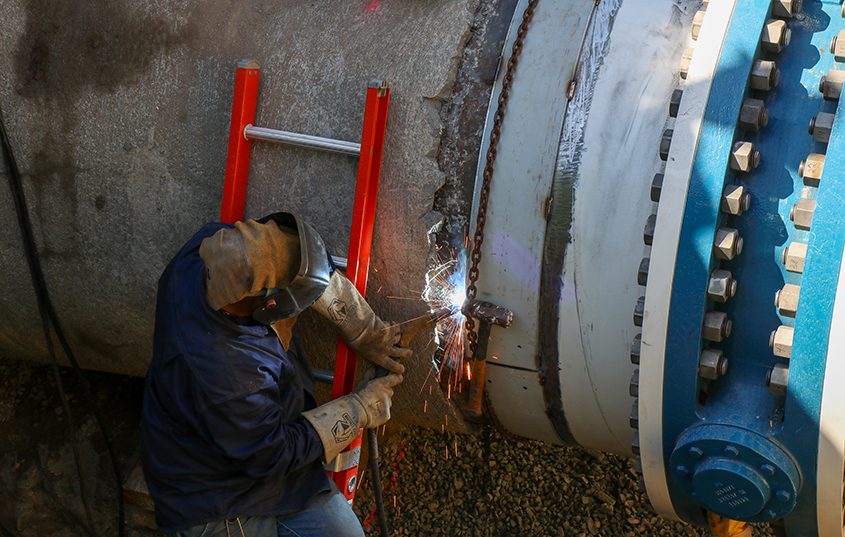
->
[[244, 125, 360, 156]]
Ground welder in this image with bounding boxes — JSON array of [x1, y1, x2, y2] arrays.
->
[[140, 212, 410, 537]]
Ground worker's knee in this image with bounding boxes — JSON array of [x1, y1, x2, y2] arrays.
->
[[277, 490, 364, 537]]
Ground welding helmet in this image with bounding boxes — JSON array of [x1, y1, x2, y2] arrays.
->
[[251, 212, 332, 324]]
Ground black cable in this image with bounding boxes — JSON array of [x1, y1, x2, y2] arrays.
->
[[0, 105, 125, 537], [367, 428, 390, 537]]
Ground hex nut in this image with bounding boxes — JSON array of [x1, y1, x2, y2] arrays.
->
[[659, 129, 673, 161], [707, 269, 738, 303], [714, 227, 743, 260], [721, 184, 751, 216], [767, 363, 789, 396], [832, 30, 845, 62], [769, 325, 794, 359], [680, 47, 694, 80], [739, 98, 769, 132], [669, 89, 683, 118], [762, 19, 791, 54], [630, 399, 639, 429], [773, 0, 802, 18], [790, 198, 816, 230], [819, 69, 845, 101], [630, 334, 641, 365], [750, 60, 780, 91], [703, 311, 732, 342], [691, 10, 706, 40], [629, 369, 640, 397], [651, 173, 664, 203], [799, 153, 825, 186], [730, 141, 761, 172], [699, 349, 728, 380], [631, 431, 640, 455], [808, 112, 835, 144], [637, 257, 650, 286], [644, 214, 656, 246], [775, 284, 801, 318], [633, 296, 645, 327], [782, 242, 808, 273]]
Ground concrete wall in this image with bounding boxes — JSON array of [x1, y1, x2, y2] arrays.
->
[[0, 0, 516, 428]]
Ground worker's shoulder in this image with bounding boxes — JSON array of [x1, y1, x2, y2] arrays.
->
[[180, 342, 290, 405]]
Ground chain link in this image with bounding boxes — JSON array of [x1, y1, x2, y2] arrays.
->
[[465, 0, 540, 359]]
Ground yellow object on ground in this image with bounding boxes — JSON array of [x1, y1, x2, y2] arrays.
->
[[708, 513, 752, 537]]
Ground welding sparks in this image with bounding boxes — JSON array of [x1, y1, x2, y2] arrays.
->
[[422, 253, 469, 384]]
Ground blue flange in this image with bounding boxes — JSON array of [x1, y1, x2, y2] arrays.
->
[[661, 0, 844, 532], [670, 424, 799, 522]]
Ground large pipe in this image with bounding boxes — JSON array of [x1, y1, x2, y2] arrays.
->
[[471, 0, 845, 535]]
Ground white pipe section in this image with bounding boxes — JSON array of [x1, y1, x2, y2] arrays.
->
[[816, 240, 845, 537], [639, 0, 736, 521], [557, 0, 694, 457]]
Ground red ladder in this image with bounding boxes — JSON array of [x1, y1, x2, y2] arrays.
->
[[219, 59, 390, 504]]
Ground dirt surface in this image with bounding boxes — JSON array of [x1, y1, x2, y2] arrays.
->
[[352, 426, 775, 537], [0, 357, 775, 537]]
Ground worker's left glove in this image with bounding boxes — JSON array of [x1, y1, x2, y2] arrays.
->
[[311, 271, 411, 374], [302, 373, 403, 462]]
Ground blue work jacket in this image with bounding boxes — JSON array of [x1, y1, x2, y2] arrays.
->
[[141, 223, 331, 533]]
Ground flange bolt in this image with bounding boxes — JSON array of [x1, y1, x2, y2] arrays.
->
[[808, 112, 835, 144], [699, 349, 729, 380], [651, 173, 664, 202], [819, 69, 845, 100], [691, 10, 706, 40], [739, 98, 770, 132], [799, 153, 825, 187], [774, 284, 801, 318], [702, 311, 732, 342], [789, 199, 816, 231], [767, 363, 789, 396], [633, 296, 645, 327], [769, 325, 794, 359], [707, 269, 738, 303], [730, 141, 761, 172], [714, 227, 743, 260], [630, 334, 642, 365], [721, 184, 751, 216], [762, 19, 791, 54], [680, 47, 694, 80], [773, 0, 802, 18], [782, 242, 807, 274], [750, 60, 780, 91], [831, 30, 845, 62], [669, 89, 683, 118], [644, 214, 656, 246]]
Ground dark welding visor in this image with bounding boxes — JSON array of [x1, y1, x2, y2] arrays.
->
[[251, 212, 332, 324]]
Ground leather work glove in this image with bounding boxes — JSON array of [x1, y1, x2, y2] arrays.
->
[[311, 271, 411, 374], [302, 373, 403, 462]]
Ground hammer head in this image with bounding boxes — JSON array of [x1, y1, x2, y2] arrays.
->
[[461, 299, 514, 328]]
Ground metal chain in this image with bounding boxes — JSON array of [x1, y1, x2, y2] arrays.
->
[[465, 0, 540, 359]]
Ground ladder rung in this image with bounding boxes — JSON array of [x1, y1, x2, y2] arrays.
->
[[313, 368, 335, 384], [331, 256, 347, 270], [244, 125, 360, 156]]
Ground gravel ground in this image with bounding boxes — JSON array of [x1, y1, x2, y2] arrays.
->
[[353, 427, 779, 537], [0, 357, 776, 537]]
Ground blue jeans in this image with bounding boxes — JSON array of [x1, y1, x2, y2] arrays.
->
[[175, 490, 364, 537]]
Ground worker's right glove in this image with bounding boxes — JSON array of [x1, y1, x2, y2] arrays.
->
[[311, 271, 411, 374], [302, 373, 403, 462]]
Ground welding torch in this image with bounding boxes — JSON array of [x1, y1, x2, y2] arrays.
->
[[363, 305, 458, 537]]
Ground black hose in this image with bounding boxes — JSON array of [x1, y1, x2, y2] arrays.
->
[[367, 427, 390, 537], [0, 105, 125, 537]]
